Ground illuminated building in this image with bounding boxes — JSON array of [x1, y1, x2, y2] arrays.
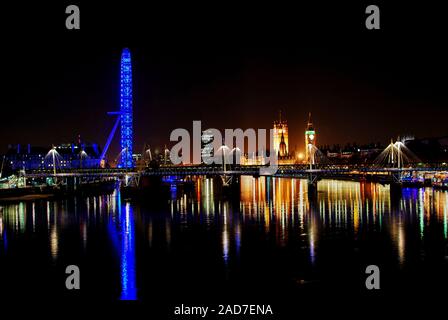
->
[[273, 111, 295, 164], [119, 48, 134, 168], [305, 112, 316, 163], [201, 130, 214, 163], [242, 152, 266, 165], [278, 132, 287, 157], [5, 141, 101, 170], [273, 111, 289, 156]]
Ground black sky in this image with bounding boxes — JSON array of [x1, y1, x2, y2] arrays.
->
[[1, 1, 447, 156]]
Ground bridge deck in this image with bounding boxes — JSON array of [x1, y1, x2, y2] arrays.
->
[[22, 164, 448, 178]]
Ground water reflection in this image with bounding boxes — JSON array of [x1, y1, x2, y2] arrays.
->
[[0, 209, 6, 252], [108, 193, 137, 300], [0, 177, 447, 299], [160, 177, 448, 269], [240, 177, 447, 266], [0, 191, 139, 300], [222, 203, 229, 264]]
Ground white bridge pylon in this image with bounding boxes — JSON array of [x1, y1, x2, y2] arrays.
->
[[306, 144, 329, 169], [374, 139, 420, 169]]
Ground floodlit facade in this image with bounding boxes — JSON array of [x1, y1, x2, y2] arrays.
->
[[273, 111, 289, 157]]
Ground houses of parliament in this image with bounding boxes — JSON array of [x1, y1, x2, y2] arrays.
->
[[272, 111, 316, 165]]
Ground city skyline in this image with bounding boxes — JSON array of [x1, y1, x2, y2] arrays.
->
[[2, 3, 447, 158], [2, 44, 447, 157]]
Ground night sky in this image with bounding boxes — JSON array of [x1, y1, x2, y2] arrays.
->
[[1, 2, 447, 156]]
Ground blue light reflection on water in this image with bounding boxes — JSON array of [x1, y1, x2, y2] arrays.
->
[[120, 202, 136, 300], [2, 229, 6, 253], [108, 191, 137, 300]]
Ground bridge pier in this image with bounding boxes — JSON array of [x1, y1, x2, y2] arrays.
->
[[390, 182, 402, 214], [66, 176, 76, 192], [216, 175, 240, 201], [389, 181, 402, 203], [307, 179, 318, 201]]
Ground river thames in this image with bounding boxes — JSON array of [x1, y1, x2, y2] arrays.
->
[[0, 177, 447, 305]]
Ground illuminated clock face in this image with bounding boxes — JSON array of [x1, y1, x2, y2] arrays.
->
[[309, 134, 315, 141]]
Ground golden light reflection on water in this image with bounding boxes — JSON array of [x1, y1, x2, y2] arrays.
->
[[239, 177, 448, 266], [46, 202, 59, 262], [162, 176, 448, 266]]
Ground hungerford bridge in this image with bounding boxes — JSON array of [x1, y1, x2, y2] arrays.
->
[[22, 162, 448, 187], [22, 128, 446, 187]]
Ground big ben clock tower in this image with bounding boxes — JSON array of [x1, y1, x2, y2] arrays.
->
[[305, 113, 316, 164]]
